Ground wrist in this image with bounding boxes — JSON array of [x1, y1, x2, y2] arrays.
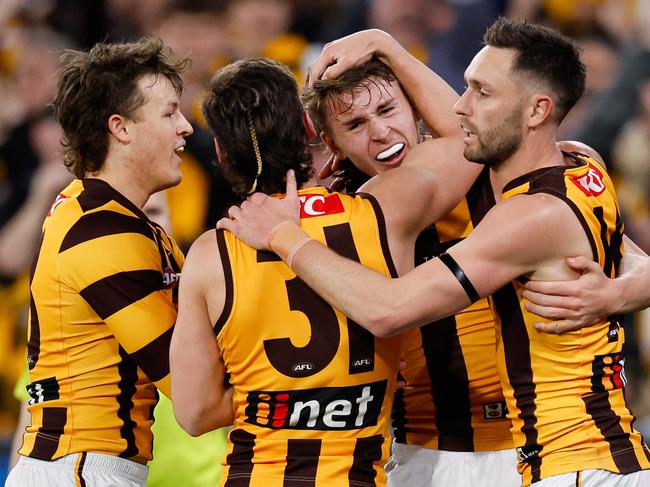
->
[[372, 30, 401, 67], [268, 222, 310, 263]]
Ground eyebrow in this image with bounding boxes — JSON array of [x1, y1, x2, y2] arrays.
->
[[376, 98, 396, 111], [466, 76, 494, 91], [340, 96, 397, 129], [342, 116, 365, 129]]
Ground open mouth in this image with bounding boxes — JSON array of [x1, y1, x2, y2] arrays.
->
[[175, 146, 185, 154], [460, 123, 478, 143], [376, 143, 405, 164]]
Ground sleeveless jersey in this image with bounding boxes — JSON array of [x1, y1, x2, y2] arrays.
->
[[490, 154, 650, 485], [393, 168, 513, 451], [21, 178, 183, 464], [216, 187, 403, 486]]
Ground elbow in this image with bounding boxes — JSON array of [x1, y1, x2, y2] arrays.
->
[[175, 409, 226, 437], [173, 396, 233, 436], [361, 306, 405, 338], [174, 407, 207, 436], [180, 420, 207, 438]]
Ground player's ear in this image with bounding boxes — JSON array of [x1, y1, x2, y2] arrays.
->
[[302, 111, 317, 139], [108, 114, 130, 144], [321, 131, 346, 160], [528, 94, 554, 128]]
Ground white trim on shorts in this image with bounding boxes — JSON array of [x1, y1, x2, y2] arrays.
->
[[386, 440, 521, 487], [533, 468, 650, 487], [5, 452, 148, 487]]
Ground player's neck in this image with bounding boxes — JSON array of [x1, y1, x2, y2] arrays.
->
[[490, 131, 565, 197], [86, 158, 150, 209]]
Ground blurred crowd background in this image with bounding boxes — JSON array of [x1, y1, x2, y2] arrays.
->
[[1, 0, 650, 481]]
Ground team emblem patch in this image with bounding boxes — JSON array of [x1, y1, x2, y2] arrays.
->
[[569, 163, 606, 196]]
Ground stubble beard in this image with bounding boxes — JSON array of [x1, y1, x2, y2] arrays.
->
[[463, 109, 523, 168]]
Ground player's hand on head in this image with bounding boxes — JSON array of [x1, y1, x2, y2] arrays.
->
[[318, 154, 349, 192], [523, 256, 618, 334], [217, 170, 301, 250], [309, 29, 391, 84], [318, 153, 340, 181]]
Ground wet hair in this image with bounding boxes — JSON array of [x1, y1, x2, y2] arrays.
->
[[301, 57, 398, 134], [484, 17, 586, 123], [201, 57, 313, 198], [52, 38, 190, 178]]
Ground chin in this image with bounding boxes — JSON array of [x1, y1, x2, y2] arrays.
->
[[156, 173, 183, 192]]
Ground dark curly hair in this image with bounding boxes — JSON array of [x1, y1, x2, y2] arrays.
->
[[52, 38, 190, 178], [202, 58, 314, 198]]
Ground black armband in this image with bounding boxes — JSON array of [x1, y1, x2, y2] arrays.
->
[[438, 252, 480, 303]]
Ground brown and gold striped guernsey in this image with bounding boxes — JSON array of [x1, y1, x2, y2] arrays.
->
[[490, 153, 650, 485], [216, 187, 403, 486], [21, 178, 182, 464], [393, 168, 514, 452]]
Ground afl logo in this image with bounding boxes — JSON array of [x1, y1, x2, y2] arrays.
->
[[162, 266, 179, 288], [570, 164, 606, 196], [292, 362, 314, 373]]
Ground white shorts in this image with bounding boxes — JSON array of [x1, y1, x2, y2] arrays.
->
[[533, 469, 650, 487], [386, 441, 521, 487], [5, 452, 148, 487]]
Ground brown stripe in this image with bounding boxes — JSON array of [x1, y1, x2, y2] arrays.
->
[[583, 391, 641, 473], [60, 210, 153, 253], [77, 179, 115, 212], [491, 284, 542, 482], [257, 249, 282, 262], [30, 407, 67, 460], [79, 179, 147, 219], [214, 229, 234, 335], [27, 230, 45, 370], [225, 429, 256, 486], [415, 225, 442, 261], [593, 206, 624, 278], [80, 269, 162, 320], [594, 207, 613, 276], [117, 347, 139, 459], [283, 439, 321, 486], [27, 290, 41, 370], [130, 326, 173, 382], [323, 223, 375, 375], [391, 373, 408, 443], [357, 193, 398, 278], [76, 452, 87, 487], [349, 435, 383, 486], [421, 318, 474, 451], [465, 166, 495, 227]]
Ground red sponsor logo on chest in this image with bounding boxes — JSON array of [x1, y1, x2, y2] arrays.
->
[[569, 163, 606, 196], [298, 193, 344, 218]]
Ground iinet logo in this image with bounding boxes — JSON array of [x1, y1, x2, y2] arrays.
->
[[298, 193, 344, 218], [244, 380, 387, 430]]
